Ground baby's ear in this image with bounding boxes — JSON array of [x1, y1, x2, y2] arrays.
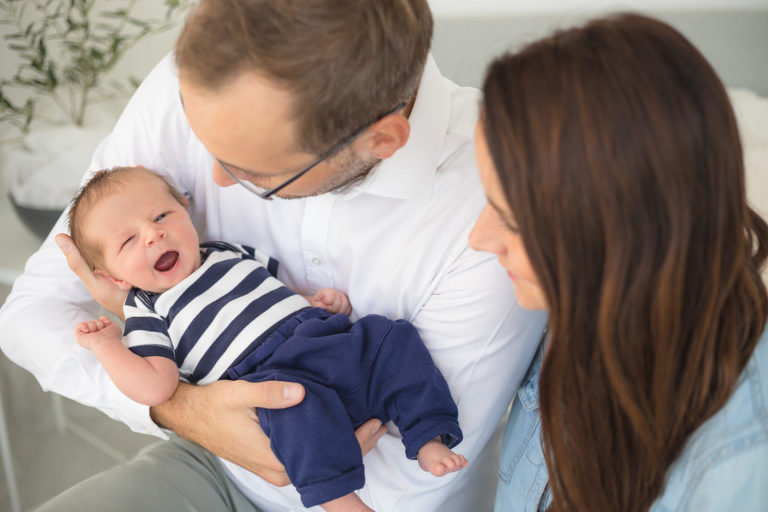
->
[[94, 268, 133, 290]]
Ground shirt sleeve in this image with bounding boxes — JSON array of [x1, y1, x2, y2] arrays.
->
[[0, 53, 188, 439], [123, 291, 175, 360], [235, 242, 280, 277], [684, 444, 768, 511], [203, 241, 281, 278], [0, 220, 168, 438]]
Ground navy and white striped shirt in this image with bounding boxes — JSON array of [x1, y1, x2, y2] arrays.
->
[[123, 242, 311, 385]]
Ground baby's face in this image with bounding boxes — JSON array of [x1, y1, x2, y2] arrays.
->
[[86, 172, 201, 293]]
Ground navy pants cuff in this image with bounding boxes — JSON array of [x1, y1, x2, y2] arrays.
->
[[297, 464, 366, 508], [404, 420, 464, 460]]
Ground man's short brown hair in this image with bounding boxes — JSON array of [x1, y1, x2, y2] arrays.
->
[[175, 0, 433, 154], [68, 166, 186, 270]]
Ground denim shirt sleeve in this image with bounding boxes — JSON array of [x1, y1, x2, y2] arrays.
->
[[651, 329, 768, 511], [686, 445, 768, 511], [651, 435, 768, 512], [497, 327, 768, 512], [495, 330, 552, 512]]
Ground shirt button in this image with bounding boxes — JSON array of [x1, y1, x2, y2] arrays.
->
[[311, 257, 322, 266]]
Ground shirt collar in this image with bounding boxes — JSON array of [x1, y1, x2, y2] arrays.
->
[[334, 54, 451, 201]]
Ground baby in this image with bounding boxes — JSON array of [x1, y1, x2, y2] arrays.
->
[[67, 166, 467, 512]]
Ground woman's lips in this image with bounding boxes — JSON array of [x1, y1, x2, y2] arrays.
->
[[154, 251, 179, 272]]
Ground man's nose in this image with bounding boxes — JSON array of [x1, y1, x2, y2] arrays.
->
[[213, 160, 237, 187]]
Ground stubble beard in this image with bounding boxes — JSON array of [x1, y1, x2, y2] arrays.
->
[[277, 148, 381, 199]]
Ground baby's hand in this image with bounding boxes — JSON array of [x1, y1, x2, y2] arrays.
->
[[309, 288, 352, 316], [74, 315, 122, 350]]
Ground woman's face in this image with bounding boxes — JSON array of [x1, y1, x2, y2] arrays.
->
[[469, 121, 548, 311]]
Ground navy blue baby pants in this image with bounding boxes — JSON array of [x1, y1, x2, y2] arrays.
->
[[225, 307, 463, 508]]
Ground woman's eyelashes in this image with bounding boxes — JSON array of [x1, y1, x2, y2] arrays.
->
[[503, 220, 520, 233]]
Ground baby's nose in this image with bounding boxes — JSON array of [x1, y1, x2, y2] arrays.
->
[[145, 228, 167, 247]]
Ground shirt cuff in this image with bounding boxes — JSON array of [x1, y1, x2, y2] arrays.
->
[[103, 382, 169, 439]]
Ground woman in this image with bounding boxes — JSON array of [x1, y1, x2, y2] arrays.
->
[[470, 13, 768, 512]]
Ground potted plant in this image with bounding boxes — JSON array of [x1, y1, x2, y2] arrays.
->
[[0, 0, 192, 238]]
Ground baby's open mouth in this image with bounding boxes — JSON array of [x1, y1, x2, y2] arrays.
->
[[154, 251, 179, 272]]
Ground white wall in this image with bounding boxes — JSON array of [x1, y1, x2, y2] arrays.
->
[[428, 0, 768, 16]]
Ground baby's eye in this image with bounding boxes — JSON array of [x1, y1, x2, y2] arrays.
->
[[120, 235, 135, 251], [154, 213, 167, 222]]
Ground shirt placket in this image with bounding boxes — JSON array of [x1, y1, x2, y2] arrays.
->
[[300, 195, 336, 291]]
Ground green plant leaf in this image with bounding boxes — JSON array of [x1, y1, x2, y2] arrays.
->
[[1, 0, 192, 134]]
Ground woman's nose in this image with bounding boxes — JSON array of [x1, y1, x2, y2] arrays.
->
[[469, 205, 500, 254]]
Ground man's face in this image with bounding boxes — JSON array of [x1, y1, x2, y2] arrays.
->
[[179, 71, 377, 199]]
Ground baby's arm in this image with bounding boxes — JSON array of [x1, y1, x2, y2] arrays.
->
[[305, 288, 352, 316], [321, 493, 374, 512], [74, 316, 179, 406]]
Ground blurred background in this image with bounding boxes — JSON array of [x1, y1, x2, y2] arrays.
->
[[0, 0, 766, 510]]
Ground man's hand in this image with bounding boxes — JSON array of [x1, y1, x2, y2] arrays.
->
[[55, 233, 128, 319], [151, 380, 301, 485], [150, 380, 387, 486]]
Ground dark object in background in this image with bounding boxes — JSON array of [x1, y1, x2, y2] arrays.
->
[[9, 194, 62, 240]]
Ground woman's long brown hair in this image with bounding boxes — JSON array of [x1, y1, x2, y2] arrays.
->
[[482, 13, 768, 511]]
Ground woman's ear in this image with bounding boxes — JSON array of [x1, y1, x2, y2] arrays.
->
[[94, 268, 134, 291], [359, 114, 411, 160]]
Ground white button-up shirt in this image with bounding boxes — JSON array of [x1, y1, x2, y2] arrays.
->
[[0, 53, 546, 511]]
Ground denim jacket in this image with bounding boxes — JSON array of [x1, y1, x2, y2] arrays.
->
[[494, 330, 551, 512], [495, 328, 768, 512]]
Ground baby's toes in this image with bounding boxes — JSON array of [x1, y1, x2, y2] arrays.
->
[[431, 462, 448, 477], [443, 454, 467, 473]]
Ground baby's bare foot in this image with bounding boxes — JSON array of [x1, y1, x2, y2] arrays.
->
[[417, 438, 468, 477]]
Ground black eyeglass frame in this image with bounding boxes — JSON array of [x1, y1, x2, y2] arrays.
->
[[218, 102, 407, 200]]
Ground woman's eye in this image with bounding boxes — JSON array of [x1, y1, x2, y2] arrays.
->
[[504, 221, 520, 234]]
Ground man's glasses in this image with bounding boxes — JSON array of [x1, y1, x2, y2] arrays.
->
[[218, 102, 407, 200]]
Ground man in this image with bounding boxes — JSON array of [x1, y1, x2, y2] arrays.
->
[[0, 1, 546, 510]]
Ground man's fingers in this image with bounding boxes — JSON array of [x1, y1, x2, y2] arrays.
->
[[55, 234, 94, 283], [356, 418, 387, 456], [222, 380, 305, 410]]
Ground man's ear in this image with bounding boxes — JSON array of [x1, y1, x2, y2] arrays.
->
[[94, 268, 134, 291], [359, 114, 411, 160]]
